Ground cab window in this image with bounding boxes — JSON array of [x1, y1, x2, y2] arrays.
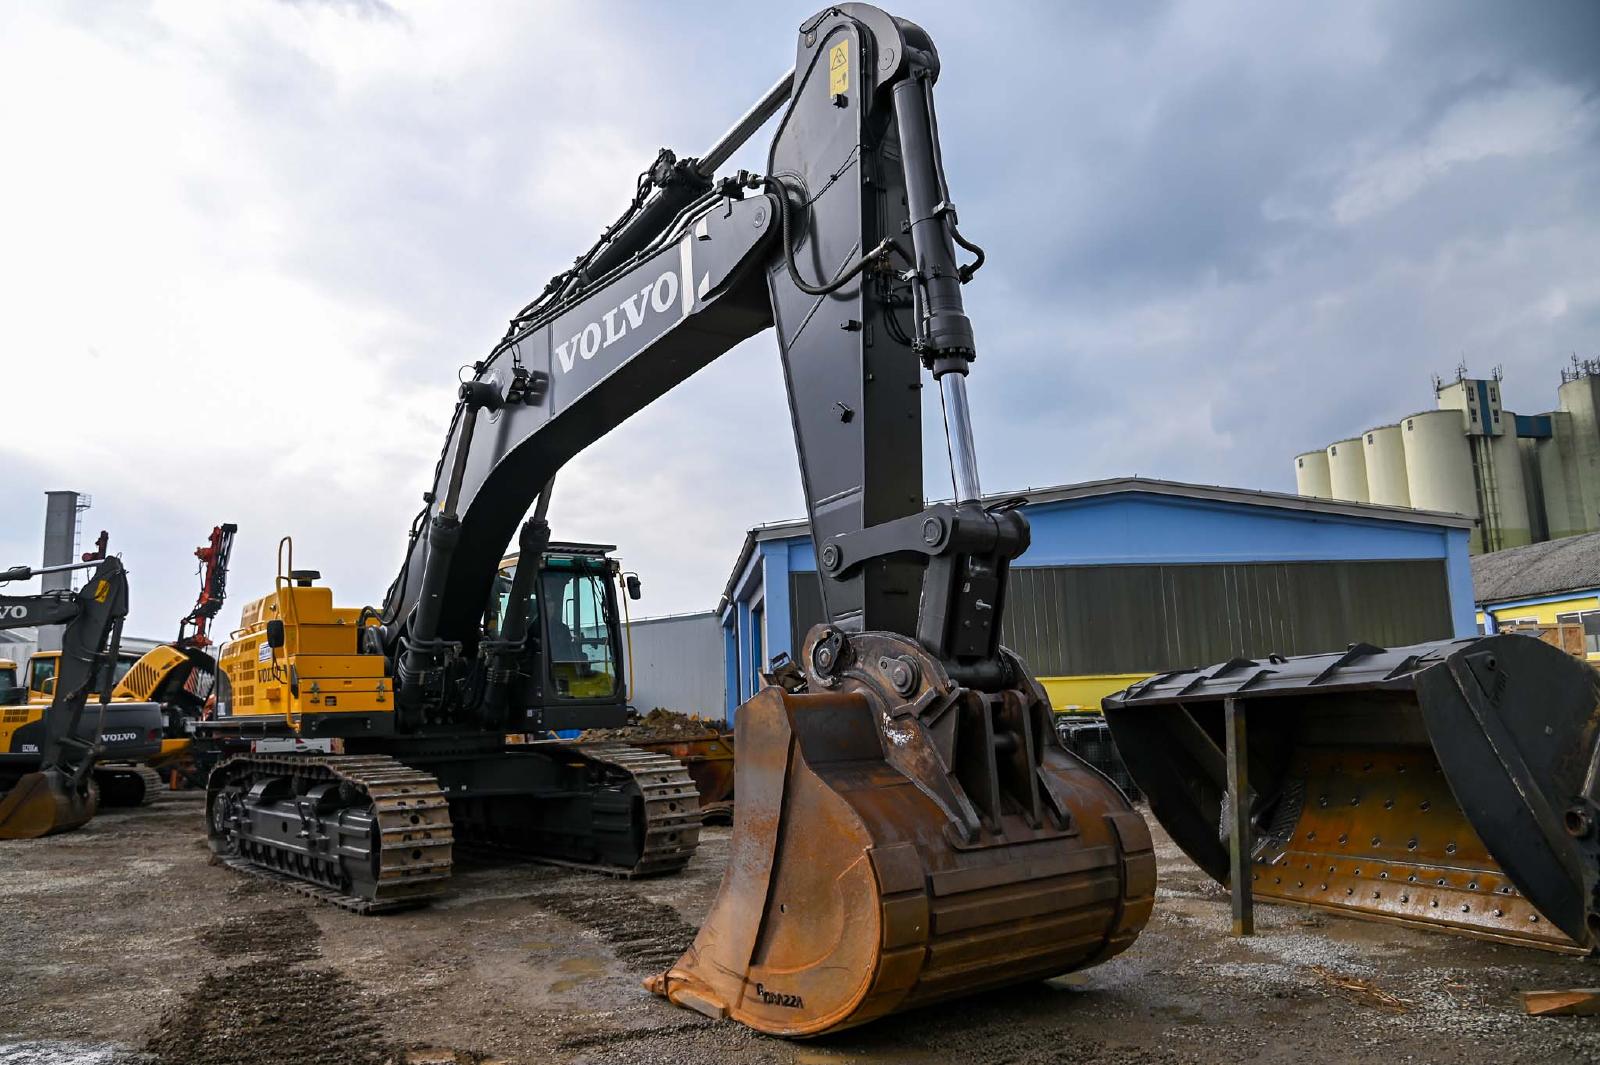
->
[[30, 656, 56, 695], [540, 569, 617, 698], [484, 568, 539, 640]]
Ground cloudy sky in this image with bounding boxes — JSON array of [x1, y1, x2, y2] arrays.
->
[[1, 0, 1596, 638]]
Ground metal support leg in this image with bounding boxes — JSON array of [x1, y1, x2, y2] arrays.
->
[[1225, 696, 1253, 936]]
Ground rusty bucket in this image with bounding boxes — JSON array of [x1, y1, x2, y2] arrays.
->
[[0, 768, 98, 840], [646, 630, 1154, 1036], [1105, 634, 1600, 954]]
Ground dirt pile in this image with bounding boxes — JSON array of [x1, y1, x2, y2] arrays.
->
[[577, 708, 727, 744]]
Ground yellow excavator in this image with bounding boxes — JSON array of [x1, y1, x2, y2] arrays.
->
[[120, 522, 238, 784], [202, 4, 1152, 1037], [19, 523, 238, 798], [1, 540, 163, 837]]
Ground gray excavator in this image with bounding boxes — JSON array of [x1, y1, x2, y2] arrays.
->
[[202, 3, 1153, 1037], [192, 0, 1600, 1040], [0, 540, 164, 838]]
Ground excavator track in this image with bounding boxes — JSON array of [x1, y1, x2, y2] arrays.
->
[[93, 763, 164, 807], [210, 744, 698, 913], [207, 753, 454, 915], [454, 742, 702, 879], [543, 742, 701, 878]]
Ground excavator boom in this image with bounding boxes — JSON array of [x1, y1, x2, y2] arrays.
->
[[0, 550, 160, 837]]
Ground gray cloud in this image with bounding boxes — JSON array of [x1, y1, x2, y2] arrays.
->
[[1, 1, 1595, 639]]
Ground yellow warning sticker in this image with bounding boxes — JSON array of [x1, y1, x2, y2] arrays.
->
[[93, 579, 109, 603], [829, 39, 849, 97]]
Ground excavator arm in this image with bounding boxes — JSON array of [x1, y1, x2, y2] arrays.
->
[[383, 5, 1022, 714], [360, 5, 1154, 1036], [177, 523, 237, 649], [0, 551, 135, 837]]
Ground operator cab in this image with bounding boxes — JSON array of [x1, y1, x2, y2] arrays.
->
[[25, 648, 141, 702], [0, 659, 19, 706], [486, 542, 639, 730]]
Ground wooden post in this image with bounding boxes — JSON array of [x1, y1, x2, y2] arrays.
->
[[1225, 696, 1254, 936]]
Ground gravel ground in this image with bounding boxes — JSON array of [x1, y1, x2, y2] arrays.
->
[[3, 791, 1599, 1064]]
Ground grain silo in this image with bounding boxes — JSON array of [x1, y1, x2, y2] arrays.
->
[[1362, 425, 1411, 508], [1401, 410, 1478, 519], [1293, 363, 1600, 555], [1326, 438, 1369, 503], [1294, 450, 1332, 497]]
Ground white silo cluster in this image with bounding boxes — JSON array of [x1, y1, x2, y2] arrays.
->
[[1294, 362, 1600, 554], [1363, 425, 1409, 507], [1399, 409, 1478, 518]]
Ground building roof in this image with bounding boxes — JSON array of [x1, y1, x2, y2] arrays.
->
[[719, 475, 1475, 611], [1473, 531, 1600, 606]]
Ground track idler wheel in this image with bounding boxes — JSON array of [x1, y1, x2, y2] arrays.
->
[[0, 769, 98, 839], [647, 630, 1154, 1037]]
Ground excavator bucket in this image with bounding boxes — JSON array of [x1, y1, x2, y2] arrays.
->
[[0, 769, 98, 840], [647, 631, 1155, 1037], [1104, 634, 1600, 954]]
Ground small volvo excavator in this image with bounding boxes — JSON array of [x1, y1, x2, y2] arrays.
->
[[21, 523, 239, 797], [203, 3, 1153, 1036], [0, 544, 163, 837]]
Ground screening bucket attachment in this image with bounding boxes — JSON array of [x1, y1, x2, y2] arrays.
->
[[0, 768, 98, 840], [646, 629, 1155, 1037], [1104, 634, 1600, 953]]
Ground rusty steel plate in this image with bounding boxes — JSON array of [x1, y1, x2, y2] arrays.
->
[[1251, 747, 1580, 952]]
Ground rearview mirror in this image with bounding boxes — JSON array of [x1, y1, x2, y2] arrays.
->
[[625, 574, 642, 601], [266, 619, 286, 650]]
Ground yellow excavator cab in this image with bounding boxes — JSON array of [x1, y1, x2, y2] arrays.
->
[[25, 648, 144, 705]]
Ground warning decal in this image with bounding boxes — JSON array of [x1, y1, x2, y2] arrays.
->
[[829, 39, 849, 97]]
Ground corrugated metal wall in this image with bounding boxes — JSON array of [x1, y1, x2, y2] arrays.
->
[[791, 558, 1452, 675], [623, 612, 724, 716], [0, 630, 36, 667]]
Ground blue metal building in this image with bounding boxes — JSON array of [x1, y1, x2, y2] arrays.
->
[[716, 477, 1475, 720]]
